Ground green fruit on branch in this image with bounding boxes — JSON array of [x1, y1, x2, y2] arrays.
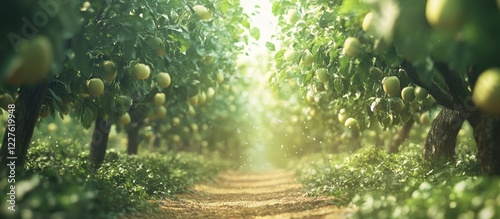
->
[[103, 60, 117, 81], [133, 63, 150, 80], [156, 106, 167, 119], [401, 86, 416, 102], [9, 35, 53, 86], [362, 12, 375, 33], [188, 104, 196, 116], [316, 68, 329, 83], [189, 94, 199, 106], [172, 134, 181, 143], [299, 50, 313, 66], [342, 37, 362, 57], [420, 112, 432, 125], [382, 76, 400, 97], [422, 95, 436, 107], [157, 72, 172, 89], [199, 91, 207, 105], [426, 0, 465, 32], [344, 117, 359, 129], [147, 36, 166, 56], [193, 5, 212, 20], [472, 68, 500, 115], [338, 108, 347, 124], [369, 67, 383, 80], [120, 113, 131, 125], [283, 50, 297, 62], [390, 97, 405, 112], [86, 78, 105, 97], [154, 93, 166, 106], [286, 9, 299, 24], [306, 91, 315, 103], [207, 87, 215, 99], [172, 117, 181, 126], [414, 86, 429, 100], [48, 123, 58, 132], [217, 72, 225, 83], [191, 123, 199, 132]]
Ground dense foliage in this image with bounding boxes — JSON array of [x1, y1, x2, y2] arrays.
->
[[0, 138, 228, 219], [294, 142, 500, 219]]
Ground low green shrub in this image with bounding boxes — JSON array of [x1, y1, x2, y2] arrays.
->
[[1, 141, 229, 219], [294, 145, 496, 218]]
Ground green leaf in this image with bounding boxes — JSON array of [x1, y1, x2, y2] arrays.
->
[[250, 27, 260, 40], [266, 42, 276, 51]]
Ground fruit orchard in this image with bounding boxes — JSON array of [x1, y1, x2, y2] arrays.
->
[[1, 0, 500, 218]]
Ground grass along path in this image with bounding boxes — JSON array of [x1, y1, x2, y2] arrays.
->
[[127, 170, 353, 219]]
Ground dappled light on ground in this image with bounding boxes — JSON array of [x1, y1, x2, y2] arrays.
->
[[125, 170, 353, 219]]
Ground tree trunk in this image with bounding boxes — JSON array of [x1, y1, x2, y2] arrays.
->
[[126, 121, 142, 155], [423, 108, 464, 162], [0, 81, 48, 170], [89, 117, 112, 169], [351, 130, 361, 152], [389, 118, 415, 153], [473, 114, 500, 175]]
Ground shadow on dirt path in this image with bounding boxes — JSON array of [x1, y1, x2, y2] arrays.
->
[[125, 170, 353, 218]]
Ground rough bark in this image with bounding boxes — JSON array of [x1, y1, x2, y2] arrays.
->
[[89, 117, 112, 169], [423, 108, 464, 162], [389, 118, 414, 153], [126, 121, 142, 155], [351, 130, 361, 152], [0, 81, 48, 170], [473, 115, 500, 176]]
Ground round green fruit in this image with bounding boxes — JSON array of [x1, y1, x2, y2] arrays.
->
[[189, 94, 199, 106], [157, 72, 171, 89], [299, 50, 313, 66], [369, 67, 383, 80], [420, 112, 432, 125], [103, 60, 117, 81], [120, 113, 131, 125], [156, 106, 167, 119], [217, 72, 224, 83], [344, 117, 359, 129], [338, 108, 347, 124], [283, 50, 297, 62], [423, 95, 436, 107], [414, 86, 429, 100], [10, 35, 53, 86], [286, 9, 299, 24], [382, 76, 400, 97], [207, 87, 215, 99], [342, 37, 362, 57], [390, 97, 405, 112], [425, 0, 465, 32], [133, 63, 150, 80], [188, 104, 196, 116], [86, 78, 105, 97], [362, 12, 374, 32], [401, 86, 415, 102], [193, 5, 212, 20], [172, 117, 181, 126], [472, 68, 500, 115], [154, 93, 166, 106], [316, 68, 329, 83]]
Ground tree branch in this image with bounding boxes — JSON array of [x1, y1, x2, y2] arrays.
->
[[400, 60, 455, 109], [434, 62, 479, 128]]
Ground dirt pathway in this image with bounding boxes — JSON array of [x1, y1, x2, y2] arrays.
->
[[128, 170, 353, 218]]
